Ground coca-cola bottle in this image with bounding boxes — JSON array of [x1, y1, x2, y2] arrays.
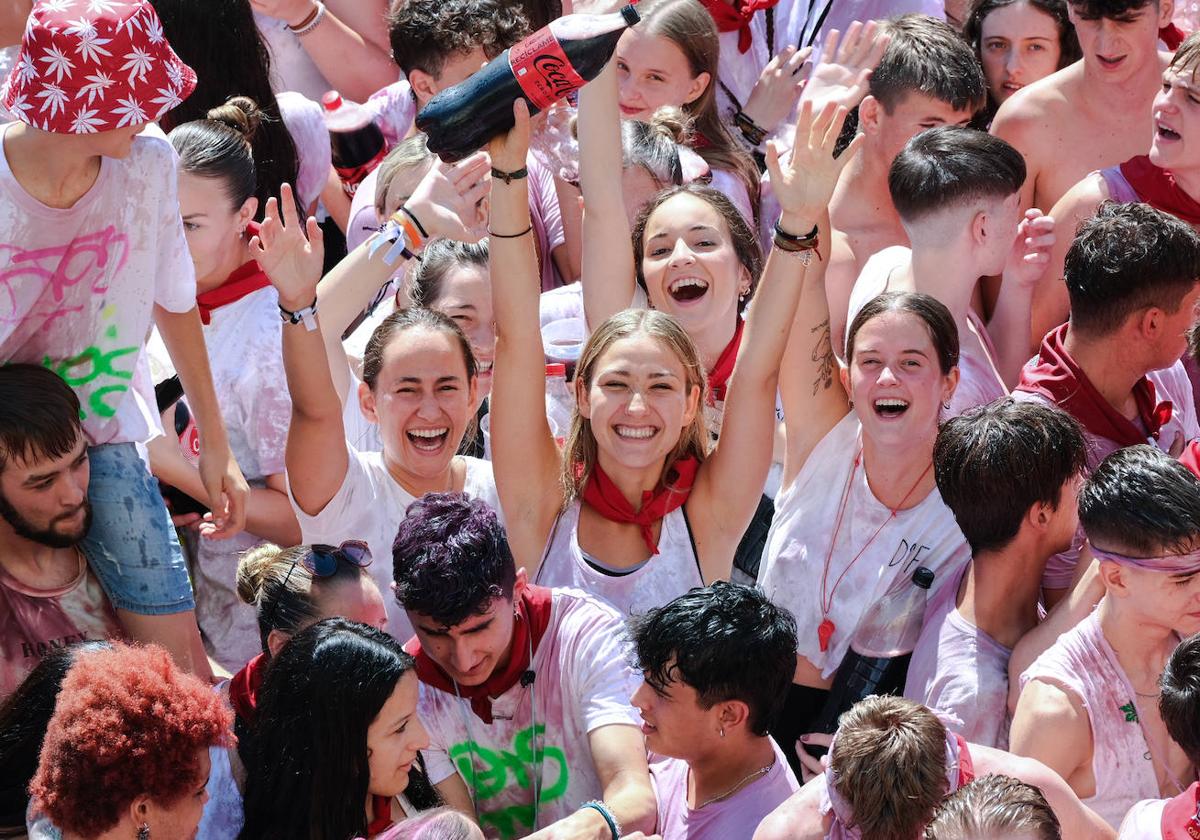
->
[[322, 91, 387, 198], [809, 567, 936, 740], [416, 5, 641, 162]]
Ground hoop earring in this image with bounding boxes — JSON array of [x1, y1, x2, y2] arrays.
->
[[941, 401, 952, 411], [137, 825, 150, 840]]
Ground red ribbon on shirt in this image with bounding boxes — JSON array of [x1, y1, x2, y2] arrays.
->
[[697, 0, 779, 53], [1016, 324, 1173, 446], [195, 222, 269, 325], [708, 319, 744, 404], [228, 652, 267, 724], [1161, 780, 1200, 839], [581, 456, 698, 556], [1120, 155, 1200, 227], [404, 585, 553, 724]]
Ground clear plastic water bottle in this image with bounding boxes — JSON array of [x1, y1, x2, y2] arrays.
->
[[810, 567, 935, 736], [545, 363, 573, 447]]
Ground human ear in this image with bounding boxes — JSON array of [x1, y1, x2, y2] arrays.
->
[[359, 381, 379, 424], [682, 71, 712, 106]]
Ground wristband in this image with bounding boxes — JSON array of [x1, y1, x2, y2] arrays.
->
[[369, 205, 427, 266], [733, 111, 768, 147], [773, 220, 819, 247], [580, 801, 620, 840], [491, 166, 528, 185], [279, 295, 319, 331], [288, 1, 326, 34], [488, 224, 533, 239]]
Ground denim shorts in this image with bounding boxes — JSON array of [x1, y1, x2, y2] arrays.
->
[[80, 442, 195, 615]]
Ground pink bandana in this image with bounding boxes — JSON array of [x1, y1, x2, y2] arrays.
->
[[1, 0, 196, 134], [1090, 544, 1200, 576]]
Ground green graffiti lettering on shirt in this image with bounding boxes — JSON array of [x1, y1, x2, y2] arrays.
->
[[42, 306, 137, 420], [448, 723, 569, 839], [1119, 701, 1139, 723]]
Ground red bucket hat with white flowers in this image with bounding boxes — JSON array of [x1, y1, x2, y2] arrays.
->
[[1, 0, 196, 134]]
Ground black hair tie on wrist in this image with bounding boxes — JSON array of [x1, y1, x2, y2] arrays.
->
[[491, 166, 529, 185]]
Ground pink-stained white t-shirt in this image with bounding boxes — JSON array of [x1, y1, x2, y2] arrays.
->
[[276, 90, 333, 212], [1118, 797, 1167, 839], [846, 245, 1007, 419], [759, 413, 971, 677], [0, 126, 197, 446], [418, 588, 643, 839], [903, 567, 1014, 749], [535, 500, 703, 618], [363, 79, 418, 149], [0, 549, 122, 698], [1013, 361, 1200, 589], [290, 450, 501, 641], [255, 11, 335, 101], [1019, 609, 1179, 828], [649, 738, 800, 840]]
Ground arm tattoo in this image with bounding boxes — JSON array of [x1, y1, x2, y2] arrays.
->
[[810, 318, 835, 396]]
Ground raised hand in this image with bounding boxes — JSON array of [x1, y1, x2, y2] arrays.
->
[[742, 45, 813, 135], [766, 100, 862, 226], [489, 98, 534, 177], [248, 182, 325, 311], [1004, 209, 1056, 290], [800, 21, 890, 112], [403, 151, 492, 243]]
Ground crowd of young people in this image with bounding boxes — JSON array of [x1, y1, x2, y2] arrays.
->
[[4, 0, 1200, 837]]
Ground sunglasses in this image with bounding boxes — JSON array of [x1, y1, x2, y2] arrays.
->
[[264, 541, 373, 629]]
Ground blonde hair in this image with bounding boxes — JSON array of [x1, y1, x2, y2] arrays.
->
[[561, 308, 709, 502], [926, 774, 1061, 840], [832, 696, 950, 840], [236, 543, 368, 654], [374, 133, 435, 219]]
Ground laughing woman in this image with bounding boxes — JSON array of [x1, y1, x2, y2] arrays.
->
[[486, 94, 856, 618]]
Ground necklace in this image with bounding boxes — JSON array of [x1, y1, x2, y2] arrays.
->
[[694, 761, 774, 810], [817, 447, 934, 652]]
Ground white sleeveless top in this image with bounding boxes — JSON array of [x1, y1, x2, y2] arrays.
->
[[759, 413, 971, 678], [535, 500, 704, 618]]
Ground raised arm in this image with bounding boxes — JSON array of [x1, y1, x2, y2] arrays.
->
[[489, 101, 567, 572], [691, 102, 860, 582], [987, 209, 1056, 386], [1009, 678, 1094, 798], [579, 60, 637, 330]]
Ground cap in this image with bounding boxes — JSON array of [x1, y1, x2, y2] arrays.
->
[[2, 0, 197, 134], [545, 363, 567, 377], [321, 90, 343, 112]]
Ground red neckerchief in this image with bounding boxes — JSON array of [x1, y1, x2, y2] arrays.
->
[[954, 734, 975, 788], [228, 652, 267, 724], [1016, 323, 1173, 447], [1161, 780, 1200, 839], [1162, 22, 1188, 50], [404, 586, 554, 724], [1120, 155, 1200, 226], [581, 456, 699, 556], [708, 319, 744, 404], [196, 223, 269, 325], [1183, 440, 1200, 480], [696, 0, 779, 52], [366, 795, 393, 836]]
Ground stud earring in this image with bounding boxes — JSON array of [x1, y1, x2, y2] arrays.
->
[[719, 727, 725, 738], [137, 824, 150, 840]]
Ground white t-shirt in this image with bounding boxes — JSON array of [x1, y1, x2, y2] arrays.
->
[[419, 588, 643, 839], [759, 413, 971, 677], [255, 11, 334, 101], [1118, 797, 1166, 839], [0, 126, 196, 446], [277, 90, 333, 212], [290, 448, 501, 640]]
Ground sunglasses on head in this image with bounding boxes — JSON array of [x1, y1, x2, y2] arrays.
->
[[264, 541, 373, 629]]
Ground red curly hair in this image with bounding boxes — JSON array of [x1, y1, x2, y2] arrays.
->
[[29, 643, 233, 836]]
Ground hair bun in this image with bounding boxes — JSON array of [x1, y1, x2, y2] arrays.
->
[[647, 106, 694, 145], [206, 95, 263, 144], [235, 543, 283, 605]]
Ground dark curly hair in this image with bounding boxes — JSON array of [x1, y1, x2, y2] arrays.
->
[[387, 0, 529, 80], [630, 582, 798, 736], [392, 493, 516, 627], [29, 643, 232, 836]]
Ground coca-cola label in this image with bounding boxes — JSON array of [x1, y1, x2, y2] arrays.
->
[[336, 146, 388, 197], [509, 26, 585, 111]]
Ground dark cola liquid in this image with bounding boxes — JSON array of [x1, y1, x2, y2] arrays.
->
[[330, 122, 386, 194], [417, 7, 638, 162]]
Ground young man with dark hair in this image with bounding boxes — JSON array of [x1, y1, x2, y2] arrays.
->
[[1014, 201, 1200, 595], [0, 365, 120, 698], [826, 13, 987, 353], [1012, 446, 1200, 828], [991, 0, 1174, 223], [393, 493, 655, 840], [847, 125, 1053, 410], [904, 398, 1087, 750], [1119, 633, 1200, 837], [753, 696, 1113, 840], [629, 582, 799, 839]]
